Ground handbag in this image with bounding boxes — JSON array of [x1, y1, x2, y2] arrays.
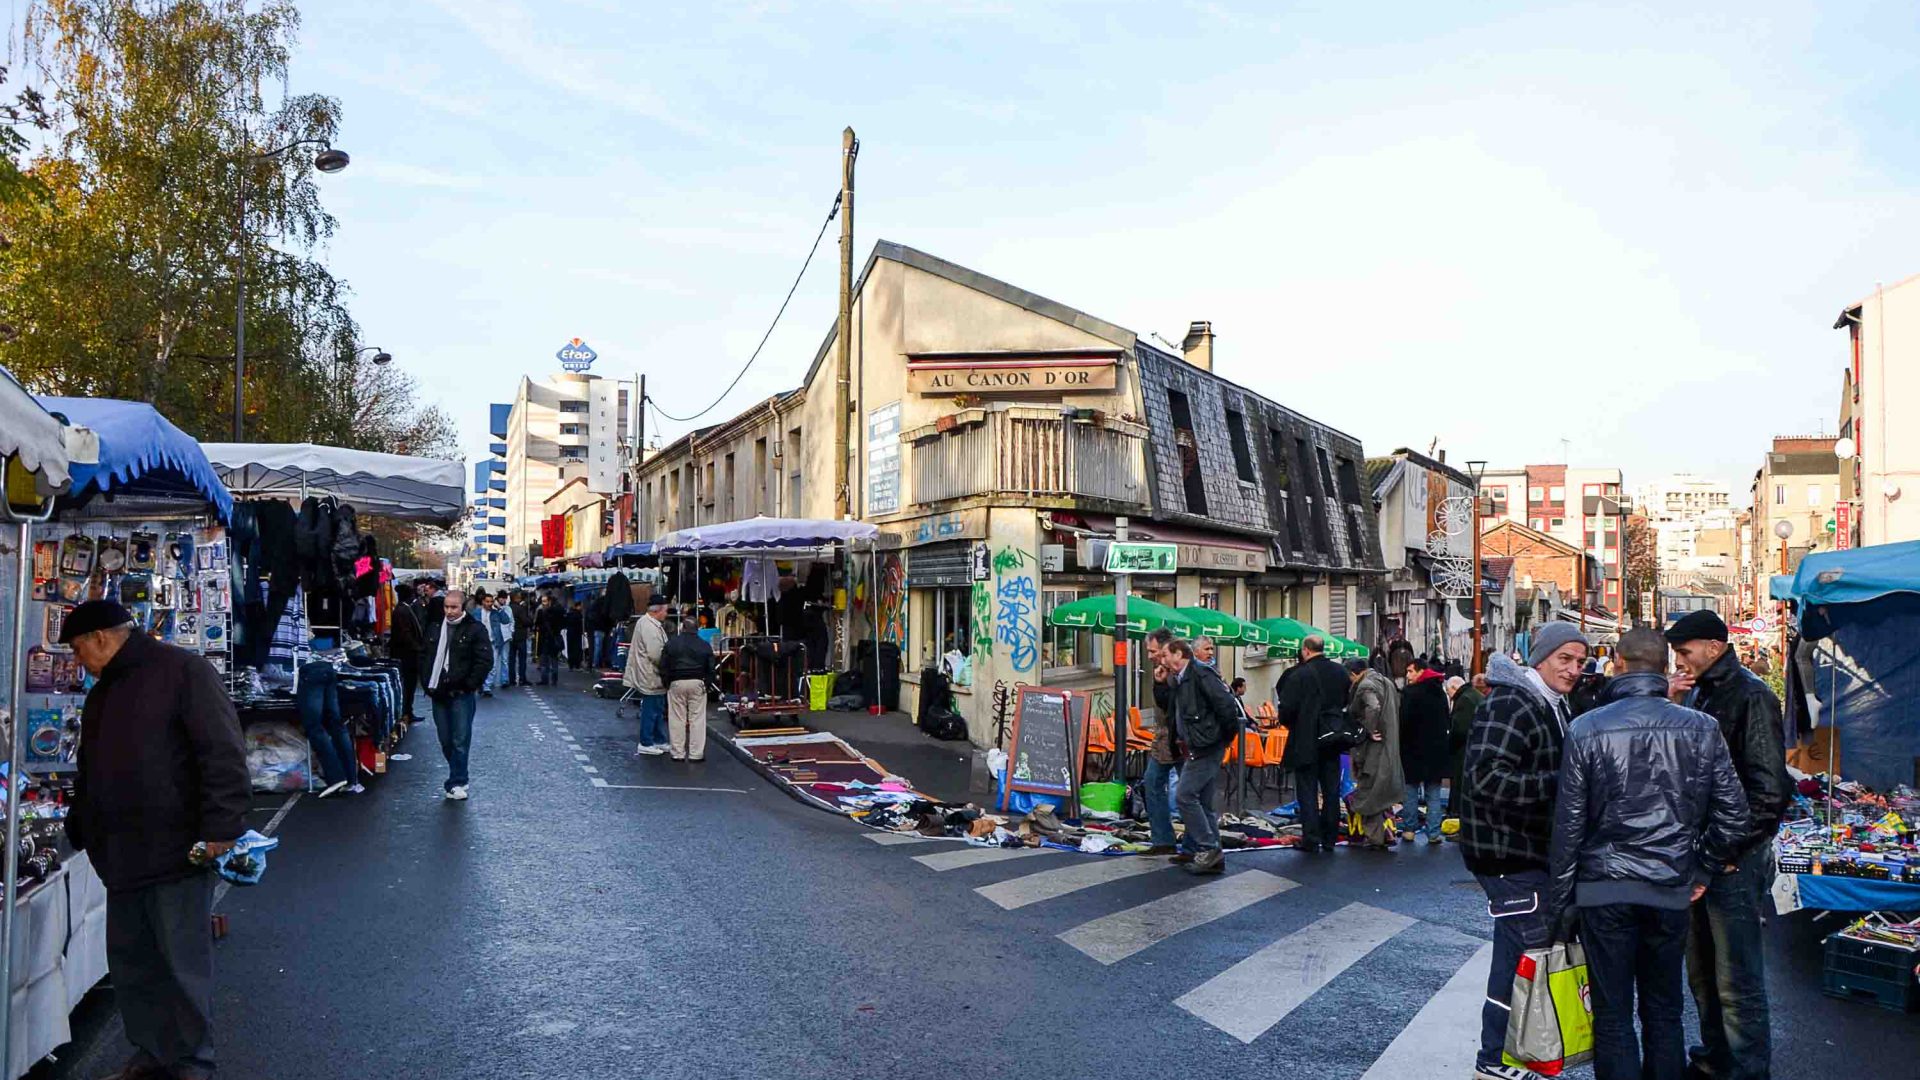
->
[[1503, 940, 1594, 1075], [1318, 704, 1364, 753]]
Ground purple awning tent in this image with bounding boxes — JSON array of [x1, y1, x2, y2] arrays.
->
[[654, 516, 878, 555]]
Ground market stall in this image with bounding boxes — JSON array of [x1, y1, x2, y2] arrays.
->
[[2, 390, 233, 1079], [198, 442, 466, 792], [1770, 540, 1920, 918]]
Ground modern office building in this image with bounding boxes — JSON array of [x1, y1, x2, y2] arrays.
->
[[1835, 274, 1920, 546], [501, 371, 632, 571]]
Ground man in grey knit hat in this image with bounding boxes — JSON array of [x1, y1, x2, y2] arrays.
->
[[1460, 621, 1590, 1080]]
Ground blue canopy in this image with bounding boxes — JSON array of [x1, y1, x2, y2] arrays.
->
[[1788, 540, 1920, 606], [36, 397, 234, 523], [606, 541, 654, 559], [1769, 574, 1798, 603]]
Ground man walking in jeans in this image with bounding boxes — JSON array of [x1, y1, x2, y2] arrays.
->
[[1549, 629, 1750, 1080], [1665, 611, 1790, 1080], [660, 615, 715, 762], [425, 589, 493, 800], [1162, 638, 1238, 875], [1459, 622, 1588, 1080]]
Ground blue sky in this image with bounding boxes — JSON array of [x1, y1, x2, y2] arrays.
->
[[271, 1, 1920, 499]]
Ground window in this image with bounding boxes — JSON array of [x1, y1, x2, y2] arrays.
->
[[723, 453, 736, 519], [1198, 589, 1222, 611], [1603, 547, 1618, 565], [1166, 390, 1208, 515], [1304, 442, 1335, 553], [702, 462, 716, 505], [1603, 515, 1617, 534], [1551, 517, 1565, 529], [1486, 485, 1509, 515], [926, 587, 973, 682], [1336, 456, 1367, 559], [1774, 484, 1786, 505], [1531, 518, 1547, 531], [559, 423, 584, 436], [787, 427, 803, 514], [754, 438, 769, 514], [1605, 580, 1619, 600], [1549, 485, 1565, 502], [1604, 483, 1620, 498], [1528, 486, 1545, 503], [1807, 484, 1822, 507], [1268, 429, 1303, 553], [559, 401, 587, 414], [1225, 410, 1256, 483], [1043, 589, 1097, 675]]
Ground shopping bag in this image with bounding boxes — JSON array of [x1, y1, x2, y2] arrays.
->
[[1503, 941, 1594, 1075]]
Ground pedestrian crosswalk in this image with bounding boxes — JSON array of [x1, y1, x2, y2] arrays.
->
[[863, 830, 1492, 1068]]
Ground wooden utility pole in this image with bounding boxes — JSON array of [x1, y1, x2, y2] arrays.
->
[[834, 127, 859, 520]]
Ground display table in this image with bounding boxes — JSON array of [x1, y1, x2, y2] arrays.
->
[[1775, 870, 1920, 915], [6, 852, 108, 1080]]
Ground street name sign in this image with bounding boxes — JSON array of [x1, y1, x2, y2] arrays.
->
[[1104, 541, 1178, 574]]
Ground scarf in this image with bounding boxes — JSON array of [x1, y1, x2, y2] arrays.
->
[[429, 611, 462, 690], [1521, 666, 1571, 736]]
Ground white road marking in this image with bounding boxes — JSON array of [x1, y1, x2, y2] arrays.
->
[[581, 766, 598, 774], [1058, 870, 1297, 966], [1359, 942, 1493, 1080], [912, 847, 1059, 872], [976, 855, 1174, 910], [1173, 902, 1416, 1043], [861, 832, 939, 846], [590, 777, 609, 788], [573, 753, 590, 762]]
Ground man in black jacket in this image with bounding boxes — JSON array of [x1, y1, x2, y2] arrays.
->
[[424, 589, 493, 800], [509, 590, 534, 686], [661, 617, 715, 761], [1163, 638, 1239, 875], [389, 583, 426, 722], [62, 601, 250, 1080], [1277, 635, 1351, 855], [1461, 621, 1588, 1080], [1664, 610, 1789, 1080], [1550, 629, 1751, 1080]]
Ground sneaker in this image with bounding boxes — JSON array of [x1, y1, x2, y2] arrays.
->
[[316, 780, 349, 799], [687, 756, 705, 762], [1170, 852, 1196, 865], [1475, 1064, 1546, 1080], [1400, 830, 1416, 842], [636, 743, 666, 756], [445, 786, 469, 801], [1187, 849, 1226, 875], [668, 754, 686, 761]]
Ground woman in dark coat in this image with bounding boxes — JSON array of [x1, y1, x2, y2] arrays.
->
[[1397, 662, 1453, 843], [1446, 673, 1486, 802], [565, 600, 587, 670]]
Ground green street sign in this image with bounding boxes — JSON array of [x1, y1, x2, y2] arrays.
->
[[1105, 541, 1178, 574]]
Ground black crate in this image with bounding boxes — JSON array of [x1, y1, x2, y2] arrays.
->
[[1823, 933, 1920, 1013]]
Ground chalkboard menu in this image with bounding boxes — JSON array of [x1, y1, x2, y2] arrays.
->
[[1002, 686, 1086, 815]]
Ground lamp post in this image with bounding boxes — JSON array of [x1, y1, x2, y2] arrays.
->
[[234, 140, 350, 441], [1467, 459, 1487, 674], [1773, 518, 1794, 661]]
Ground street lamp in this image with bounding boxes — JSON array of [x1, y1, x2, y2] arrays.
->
[[1467, 460, 1487, 674], [234, 139, 351, 441]]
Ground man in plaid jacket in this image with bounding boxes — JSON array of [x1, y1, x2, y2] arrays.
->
[[1460, 623, 1590, 1080]]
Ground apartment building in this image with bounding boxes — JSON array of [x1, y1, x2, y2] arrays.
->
[[1478, 464, 1628, 614], [1835, 273, 1920, 546], [1750, 436, 1839, 603], [500, 371, 631, 571]]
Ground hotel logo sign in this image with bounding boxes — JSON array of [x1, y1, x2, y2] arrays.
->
[[556, 338, 598, 372]]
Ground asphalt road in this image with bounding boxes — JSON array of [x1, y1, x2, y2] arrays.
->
[[40, 669, 1914, 1079]]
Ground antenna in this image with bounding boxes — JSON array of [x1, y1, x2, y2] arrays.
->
[[1559, 437, 1571, 464]]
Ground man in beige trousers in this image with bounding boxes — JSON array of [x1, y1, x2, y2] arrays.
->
[[659, 614, 716, 761]]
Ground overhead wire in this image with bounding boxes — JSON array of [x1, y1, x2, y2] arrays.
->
[[644, 191, 842, 424]]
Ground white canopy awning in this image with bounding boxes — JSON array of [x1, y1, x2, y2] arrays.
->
[[0, 366, 71, 497], [199, 442, 466, 524]]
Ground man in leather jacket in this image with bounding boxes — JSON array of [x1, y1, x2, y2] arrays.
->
[[1163, 638, 1239, 875], [1550, 629, 1751, 1080], [424, 589, 494, 800], [1664, 610, 1788, 1080]]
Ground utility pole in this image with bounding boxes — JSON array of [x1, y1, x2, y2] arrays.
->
[[833, 127, 859, 521], [1112, 517, 1130, 783]]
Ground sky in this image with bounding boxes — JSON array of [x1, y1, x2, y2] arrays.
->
[[74, 1, 1920, 502]]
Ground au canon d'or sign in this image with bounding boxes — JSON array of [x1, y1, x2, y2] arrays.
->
[[907, 353, 1118, 394]]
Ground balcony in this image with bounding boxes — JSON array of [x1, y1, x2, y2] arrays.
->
[[904, 406, 1147, 507]]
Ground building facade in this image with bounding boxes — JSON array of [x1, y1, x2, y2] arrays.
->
[[1835, 274, 1920, 547], [1749, 435, 1839, 605], [1367, 448, 1498, 661], [633, 241, 1384, 744], [502, 372, 632, 571], [1479, 464, 1627, 615]]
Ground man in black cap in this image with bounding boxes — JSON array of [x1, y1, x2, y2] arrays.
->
[[62, 600, 250, 1080], [1664, 609, 1788, 1080]]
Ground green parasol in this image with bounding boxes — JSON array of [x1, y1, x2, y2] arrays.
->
[[1251, 617, 1341, 659], [1047, 594, 1197, 637], [1174, 607, 1272, 646]]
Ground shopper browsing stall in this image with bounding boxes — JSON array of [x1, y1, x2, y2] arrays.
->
[[63, 600, 250, 1080], [660, 614, 715, 762], [425, 589, 492, 800], [626, 595, 671, 756]]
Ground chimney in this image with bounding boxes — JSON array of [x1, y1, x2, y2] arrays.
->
[[1181, 320, 1214, 373]]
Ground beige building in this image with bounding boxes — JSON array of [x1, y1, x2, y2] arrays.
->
[[634, 242, 1384, 745], [1749, 436, 1839, 604], [501, 372, 632, 572], [1836, 274, 1920, 546]]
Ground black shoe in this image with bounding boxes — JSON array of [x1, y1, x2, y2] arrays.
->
[[481, 690, 493, 698]]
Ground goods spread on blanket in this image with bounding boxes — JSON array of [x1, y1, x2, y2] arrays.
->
[[1774, 774, 1920, 884]]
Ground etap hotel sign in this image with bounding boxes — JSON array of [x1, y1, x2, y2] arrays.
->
[[556, 337, 598, 372], [907, 351, 1118, 395]]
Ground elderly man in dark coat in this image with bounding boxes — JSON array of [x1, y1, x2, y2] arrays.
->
[[62, 600, 251, 1080], [1346, 658, 1404, 850]]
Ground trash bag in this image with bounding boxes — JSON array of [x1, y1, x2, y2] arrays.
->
[[922, 708, 968, 741]]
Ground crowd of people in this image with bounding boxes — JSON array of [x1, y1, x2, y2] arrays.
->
[[1134, 610, 1787, 1080]]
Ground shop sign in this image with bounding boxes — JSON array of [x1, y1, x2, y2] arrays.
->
[[1177, 542, 1268, 573], [867, 402, 901, 515], [1835, 501, 1852, 550], [908, 360, 1116, 394], [556, 337, 597, 372], [878, 507, 988, 549], [1105, 541, 1178, 574]]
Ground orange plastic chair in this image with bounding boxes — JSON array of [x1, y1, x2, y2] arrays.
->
[[1126, 707, 1154, 750], [1086, 715, 1117, 755], [1256, 702, 1278, 728], [1264, 727, 1289, 763], [1240, 730, 1269, 769]]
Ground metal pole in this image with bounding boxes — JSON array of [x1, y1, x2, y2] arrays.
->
[[832, 127, 857, 521], [1112, 517, 1129, 783], [1471, 486, 1484, 674], [1, 521, 35, 1074], [872, 541, 882, 715], [233, 177, 247, 442]]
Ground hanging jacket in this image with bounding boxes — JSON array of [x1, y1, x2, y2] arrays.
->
[[332, 503, 362, 575], [604, 572, 635, 626], [1549, 672, 1752, 921]]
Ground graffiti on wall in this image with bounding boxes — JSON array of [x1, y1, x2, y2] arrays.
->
[[992, 546, 1039, 673], [972, 580, 994, 657], [879, 552, 906, 646]]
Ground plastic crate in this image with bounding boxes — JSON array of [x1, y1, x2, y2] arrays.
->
[[1823, 933, 1920, 1013]]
